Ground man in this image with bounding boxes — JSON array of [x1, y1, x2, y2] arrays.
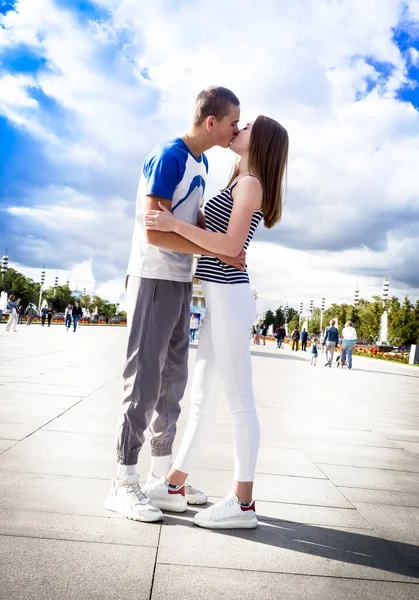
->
[[323, 319, 339, 367], [105, 87, 243, 522], [301, 328, 308, 351], [72, 301, 83, 332], [291, 327, 300, 351], [40, 305, 48, 326]]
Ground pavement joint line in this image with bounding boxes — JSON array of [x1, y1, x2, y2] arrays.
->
[[315, 462, 419, 474], [0, 532, 158, 548], [0, 398, 87, 454], [153, 561, 419, 583], [149, 523, 163, 600]]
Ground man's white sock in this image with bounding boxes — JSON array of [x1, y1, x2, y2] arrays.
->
[[149, 455, 172, 479], [117, 464, 137, 480]]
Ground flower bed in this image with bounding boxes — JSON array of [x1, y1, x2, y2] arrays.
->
[[353, 345, 409, 364]]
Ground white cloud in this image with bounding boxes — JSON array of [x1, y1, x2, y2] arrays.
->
[[1, 0, 419, 309]]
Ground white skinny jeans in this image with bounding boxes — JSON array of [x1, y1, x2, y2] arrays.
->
[[5, 308, 17, 332], [173, 281, 260, 481]]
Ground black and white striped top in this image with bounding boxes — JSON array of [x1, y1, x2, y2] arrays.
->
[[195, 183, 263, 285]]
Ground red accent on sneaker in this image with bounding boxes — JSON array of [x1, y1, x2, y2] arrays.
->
[[168, 486, 185, 496], [240, 501, 255, 512]]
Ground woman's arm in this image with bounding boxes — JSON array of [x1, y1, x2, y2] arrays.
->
[[144, 177, 263, 258]]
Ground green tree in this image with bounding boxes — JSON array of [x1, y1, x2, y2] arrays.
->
[[273, 306, 285, 329], [308, 307, 321, 334], [356, 297, 383, 342], [43, 285, 75, 313], [264, 309, 275, 327], [0, 268, 40, 307]]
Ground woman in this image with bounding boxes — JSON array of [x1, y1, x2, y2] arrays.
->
[[341, 321, 357, 369], [5, 295, 20, 332], [144, 116, 288, 529], [64, 303, 73, 332]]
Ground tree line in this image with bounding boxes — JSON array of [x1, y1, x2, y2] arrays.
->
[[0, 268, 126, 320], [261, 296, 419, 347]]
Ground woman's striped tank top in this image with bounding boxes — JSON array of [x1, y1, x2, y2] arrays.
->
[[195, 183, 263, 284]]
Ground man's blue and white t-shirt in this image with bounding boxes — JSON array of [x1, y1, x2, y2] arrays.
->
[[127, 138, 209, 282]]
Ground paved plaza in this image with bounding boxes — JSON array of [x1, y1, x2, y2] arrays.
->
[[0, 324, 419, 599]]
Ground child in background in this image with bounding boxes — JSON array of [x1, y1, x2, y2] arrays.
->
[[311, 337, 319, 366]]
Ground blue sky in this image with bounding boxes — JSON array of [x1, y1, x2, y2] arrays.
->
[[1, 0, 419, 307]]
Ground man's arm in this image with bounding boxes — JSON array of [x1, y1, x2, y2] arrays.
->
[[144, 196, 245, 268]]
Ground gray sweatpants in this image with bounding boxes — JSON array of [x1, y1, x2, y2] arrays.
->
[[116, 276, 191, 465]]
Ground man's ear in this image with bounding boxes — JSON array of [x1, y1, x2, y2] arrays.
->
[[205, 115, 215, 131]]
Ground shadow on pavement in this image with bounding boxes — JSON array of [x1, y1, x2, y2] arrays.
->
[[164, 512, 419, 578]]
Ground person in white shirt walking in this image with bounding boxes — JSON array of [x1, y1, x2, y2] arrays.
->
[[341, 321, 357, 369]]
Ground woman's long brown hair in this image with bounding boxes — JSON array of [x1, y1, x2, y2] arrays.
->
[[225, 115, 289, 228]]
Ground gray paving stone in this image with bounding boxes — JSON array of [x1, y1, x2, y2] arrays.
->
[[0, 389, 83, 408], [339, 487, 419, 507], [157, 514, 418, 582], [0, 470, 117, 516], [151, 565, 419, 600], [250, 498, 372, 528], [306, 442, 419, 472], [0, 429, 116, 478], [194, 443, 327, 478], [0, 438, 17, 451], [0, 402, 66, 425], [394, 441, 419, 456], [353, 503, 419, 567], [189, 468, 351, 508], [0, 535, 155, 600], [1, 381, 97, 397], [0, 508, 159, 547], [319, 464, 419, 492]]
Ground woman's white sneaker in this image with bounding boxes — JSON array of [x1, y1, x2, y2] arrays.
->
[[104, 474, 163, 522], [185, 484, 207, 505], [143, 476, 188, 513], [193, 492, 258, 529]]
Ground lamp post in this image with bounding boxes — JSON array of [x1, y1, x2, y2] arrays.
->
[[299, 302, 303, 325], [38, 269, 46, 311], [309, 299, 313, 326], [1, 250, 8, 276], [382, 278, 389, 307], [116, 302, 120, 316], [54, 274, 59, 297], [354, 284, 359, 307], [320, 296, 325, 333]]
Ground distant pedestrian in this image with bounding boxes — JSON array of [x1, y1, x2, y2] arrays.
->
[[323, 319, 339, 367], [341, 321, 357, 370], [64, 303, 73, 332], [261, 323, 268, 346], [311, 337, 319, 366], [189, 314, 199, 343], [291, 327, 300, 351], [252, 326, 260, 345], [5, 295, 20, 332], [25, 304, 35, 326], [40, 306, 48, 326], [47, 305, 54, 327], [72, 301, 83, 332], [17, 304, 25, 325], [301, 328, 308, 351]]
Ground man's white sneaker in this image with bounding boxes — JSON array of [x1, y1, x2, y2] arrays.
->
[[193, 492, 258, 530], [185, 484, 207, 505], [143, 476, 188, 513], [104, 474, 163, 522]]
